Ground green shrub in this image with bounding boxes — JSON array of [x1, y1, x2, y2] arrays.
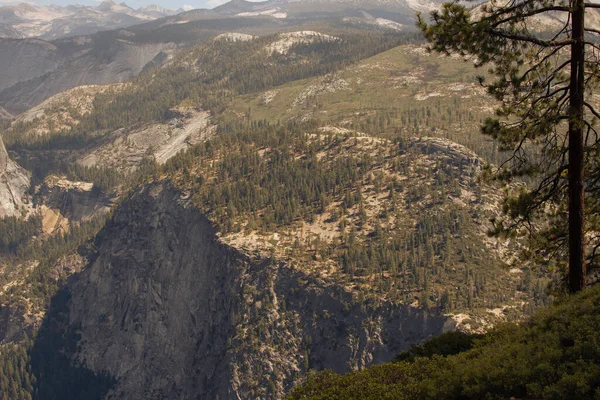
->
[[288, 286, 600, 400]]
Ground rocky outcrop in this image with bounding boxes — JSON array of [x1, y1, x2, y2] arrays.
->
[[67, 184, 241, 399], [78, 108, 215, 171], [0, 38, 60, 93], [0, 135, 29, 217], [59, 183, 453, 399], [9, 84, 126, 139], [37, 175, 114, 234], [412, 136, 483, 173], [0, 106, 12, 122]]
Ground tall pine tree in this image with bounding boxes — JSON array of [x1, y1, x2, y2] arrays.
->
[[418, 0, 600, 292]]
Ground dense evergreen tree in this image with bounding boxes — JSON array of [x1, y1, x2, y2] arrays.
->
[[418, 0, 600, 292]]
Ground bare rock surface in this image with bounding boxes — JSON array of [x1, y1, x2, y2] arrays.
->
[[10, 84, 126, 138], [37, 175, 114, 235], [0, 37, 175, 113], [62, 183, 453, 399], [0, 38, 60, 92], [78, 108, 215, 171], [0, 135, 29, 218], [0, 106, 13, 122]]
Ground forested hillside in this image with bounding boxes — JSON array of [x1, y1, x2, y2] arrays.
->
[[0, 11, 579, 399], [164, 121, 549, 319], [5, 29, 412, 147]]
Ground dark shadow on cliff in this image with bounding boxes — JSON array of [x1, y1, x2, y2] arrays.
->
[[273, 266, 455, 375], [28, 278, 116, 400]]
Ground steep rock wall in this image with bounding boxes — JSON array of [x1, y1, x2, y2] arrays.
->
[[0, 135, 29, 217], [63, 183, 454, 399], [0, 38, 175, 113]]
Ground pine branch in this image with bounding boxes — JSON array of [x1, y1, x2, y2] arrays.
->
[[584, 101, 600, 120], [482, 0, 569, 20], [518, 46, 566, 83], [488, 6, 572, 28], [550, 11, 572, 41], [487, 29, 574, 47], [584, 120, 599, 143]]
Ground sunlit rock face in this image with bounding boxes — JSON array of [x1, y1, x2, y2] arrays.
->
[[63, 183, 453, 399], [0, 135, 29, 218]]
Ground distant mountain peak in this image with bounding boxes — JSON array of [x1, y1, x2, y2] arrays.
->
[[139, 4, 165, 11], [213, 0, 444, 16], [0, 1, 181, 40], [138, 4, 178, 13], [96, 1, 118, 12], [15, 2, 38, 9]]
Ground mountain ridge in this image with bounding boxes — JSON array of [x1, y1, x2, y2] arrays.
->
[[0, 1, 183, 40], [61, 182, 454, 399], [0, 23, 562, 398]]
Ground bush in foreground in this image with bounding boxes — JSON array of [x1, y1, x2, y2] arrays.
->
[[288, 286, 600, 400]]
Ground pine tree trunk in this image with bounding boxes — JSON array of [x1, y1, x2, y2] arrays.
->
[[568, 0, 586, 293]]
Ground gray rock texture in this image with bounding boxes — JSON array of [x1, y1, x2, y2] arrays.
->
[[0, 36, 175, 113], [0, 38, 60, 92], [0, 135, 29, 217], [64, 183, 454, 399], [0, 106, 12, 121]]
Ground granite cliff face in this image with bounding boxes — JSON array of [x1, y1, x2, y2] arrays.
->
[[0, 38, 60, 93], [0, 106, 12, 121], [37, 175, 114, 235], [57, 183, 453, 399], [0, 36, 175, 113], [0, 2, 181, 41], [0, 135, 29, 217]]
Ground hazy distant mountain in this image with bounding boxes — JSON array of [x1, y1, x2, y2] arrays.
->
[[0, 34, 177, 113], [0, 13, 290, 113], [209, 0, 600, 29], [211, 0, 442, 23], [138, 4, 183, 18], [0, 1, 183, 40], [0, 0, 443, 112], [0, 0, 442, 41]]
